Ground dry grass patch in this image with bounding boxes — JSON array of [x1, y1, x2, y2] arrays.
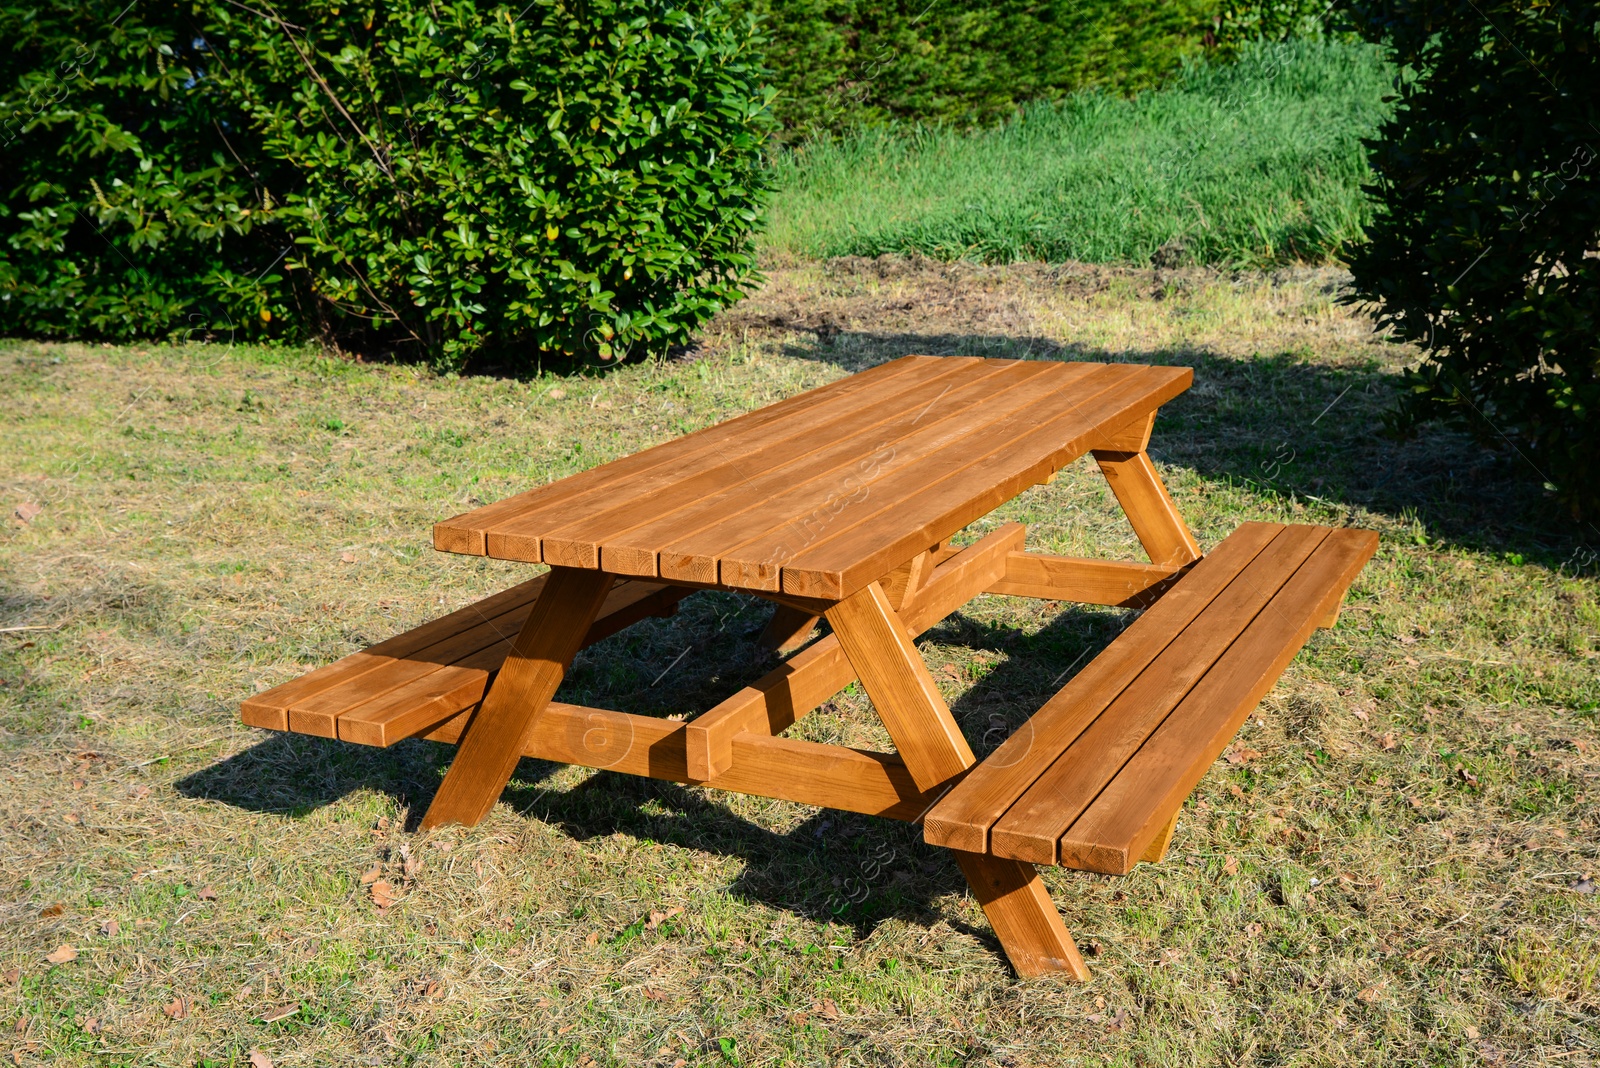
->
[[1, 258, 1597, 1067]]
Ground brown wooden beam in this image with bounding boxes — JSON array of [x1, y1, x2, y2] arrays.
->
[[988, 552, 1190, 609], [682, 524, 1025, 780], [422, 703, 940, 821]]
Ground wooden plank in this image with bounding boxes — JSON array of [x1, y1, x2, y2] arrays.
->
[[532, 359, 999, 570], [1140, 813, 1178, 864], [240, 575, 550, 732], [952, 851, 1091, 980], [703, 362, 1131, 593], [421, 704, 942, 822], [1096, 410, 1156, 452], [921, 522, 1283, 854], [773, 366, 1195, 600], [881, 550, 930, 611], [419, 567, 616, 829], [335, 582, 690, 747], [1059, 528, 1377, 874], [826, 581, 974, 792], [684, 524, 1024, 780], [1092, 449, 1201, 567], [433, 355, 937, 557], [988, 525, 1330, 864], [988, 552, 1188, 608], [623, 360, 1077, 586], [757, 604, 819, 653]]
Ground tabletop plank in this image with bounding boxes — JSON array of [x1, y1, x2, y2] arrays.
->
[[437, 357, 1193, 601]]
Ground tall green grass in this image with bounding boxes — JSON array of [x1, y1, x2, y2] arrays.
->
[[764, 39, 1393, 266]]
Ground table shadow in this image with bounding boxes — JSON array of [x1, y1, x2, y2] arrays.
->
[[178, 601, 1126, 955]]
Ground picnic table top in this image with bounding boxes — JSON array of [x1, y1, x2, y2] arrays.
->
[[435, 356, 1192, 601]]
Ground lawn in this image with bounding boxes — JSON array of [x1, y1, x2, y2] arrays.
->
[[766, 40, 1392, 267], [2, 258, 1598, 1066]]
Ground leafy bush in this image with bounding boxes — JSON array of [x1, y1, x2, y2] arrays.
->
[[0, 0, 774, 370], [1346, 0, 1599, 518], [731, 0, 1220, 137]]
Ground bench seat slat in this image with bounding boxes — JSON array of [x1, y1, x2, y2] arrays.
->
[[988, 525, 1330, 863], [921, 522, 1284, 854], [1059, 528, 1378, 873], [241, 578, 686, 745], [240, 575, 550, 733]]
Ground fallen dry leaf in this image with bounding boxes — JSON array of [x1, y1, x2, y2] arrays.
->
[[2, 969, 18, 986], [70, 779, 85, 791], [76, 1014, 100, 1035], [1356, 986, 1381, 1004], [400, 842, 418, 878], [196, 886, 217, 901], [1465, 1025, 1481, 1040], [812, 997, 840, 1020], [1223, 855, 1239, 876], [1458, 767, 1480, 787], [339, 551, 357, 563], [646, 906, 684, 930], [248, 1051, 273, 1068], [1351, 703, 1371, 723], [100, 919, 119, 937], [1381, 732, 1399, 751], [547, 388, 567, 400], [260, 1004, 299, 1023], [423, 980, 442, 999], [45, 945, 77, 964], [584, 931, 600, 946], [162, 996, 190, 1020], [14, 501, 42, 522], [1244, 922, 1263, 937], [1225, 747, 1263, 766], [38, 903, 64, 918], [359, 866, 382, 886], [1106, 1007, 1131, 1033], [369, 880, 398, 909], [642, 986, 668, 1002]]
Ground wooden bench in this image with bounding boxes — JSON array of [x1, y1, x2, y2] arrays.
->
[[924, 521, 1377, 874], [241, 576, 690, 747]]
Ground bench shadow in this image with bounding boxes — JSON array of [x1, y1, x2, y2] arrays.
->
[[773, 329, 1597, 562]]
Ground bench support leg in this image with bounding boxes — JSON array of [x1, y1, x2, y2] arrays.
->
[[420, 566, 614, 830], [1092, 449, 1201, 568], [1141, 812, 1179, 864], [829, 579, 1090, 980], [758, 604, 819, 653], [954, 851, 1092, 980]]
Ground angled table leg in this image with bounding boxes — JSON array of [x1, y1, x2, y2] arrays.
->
[[420, 566, 615, 830], [1092, 449, 1201, 568], [826, 580, 1090, 980]]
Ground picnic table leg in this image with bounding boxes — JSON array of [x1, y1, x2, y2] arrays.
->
[[758, 603, 820, 653], [826, 580, 1090, 980], [419, 567, 615, 830], [1091, 449, 1201, 568]]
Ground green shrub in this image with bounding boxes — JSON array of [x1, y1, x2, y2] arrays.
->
[[1345, 0, 1599, 519], [0, 0, 774, 370], [732, 0, 1220, 137]]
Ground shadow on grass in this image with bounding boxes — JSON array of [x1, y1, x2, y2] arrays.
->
[[780, 331, 1596, 561], [178, 599, 1128, 951]]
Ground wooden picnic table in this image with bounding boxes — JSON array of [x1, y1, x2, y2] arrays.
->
[[244, 355, 1376, 978]]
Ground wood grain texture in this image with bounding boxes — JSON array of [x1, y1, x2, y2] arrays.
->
[[434, 356, 935, 558], [921, 522, 1284, 854], [534, 358, 996, 571], [773, 366, 1195, 599], [757, 604, 819, 654], [827, 581, 975, 792], [1091, 449, 1201, 568], [240, 575, 550, 732], [419, 567, 616, 829], [951, 851, 1091, 980], [683, 523, 1024, 780], [1056, 528, 1377, 874], [988, 525, 1329, 864], [988, 552, 1188, 608], [421, 704, 941, 821]]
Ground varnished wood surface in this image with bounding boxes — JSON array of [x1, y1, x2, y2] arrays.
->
[[435, 356, 1191, 601]]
